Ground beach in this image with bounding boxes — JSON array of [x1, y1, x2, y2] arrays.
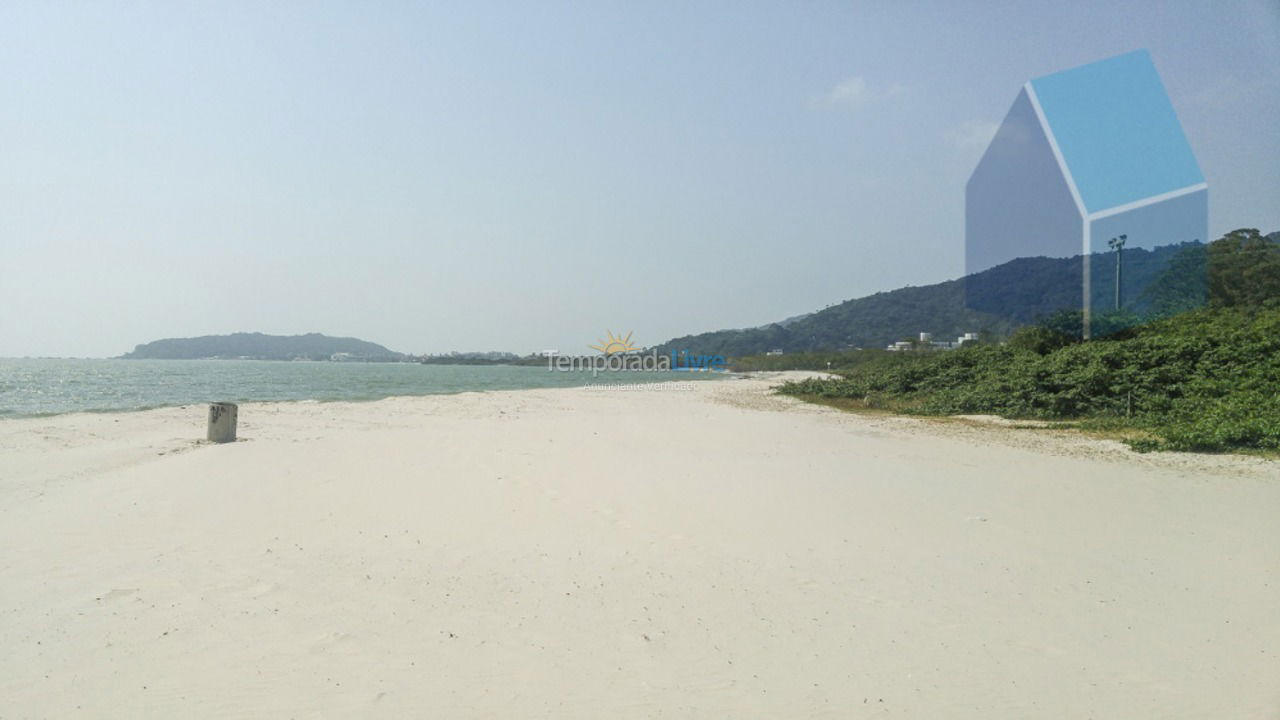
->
[[1, 372, 1277, 717]]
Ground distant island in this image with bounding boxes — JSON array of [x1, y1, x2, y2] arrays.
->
[[121, 332, 406, 361]]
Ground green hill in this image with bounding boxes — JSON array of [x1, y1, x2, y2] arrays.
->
[[656, 242, 1204, 356], [121, 332, 404, 361]]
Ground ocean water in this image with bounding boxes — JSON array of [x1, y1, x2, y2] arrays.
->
[[0, 359, 725, 418]]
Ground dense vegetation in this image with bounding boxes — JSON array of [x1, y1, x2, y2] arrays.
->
[[416, 351, 522, 365], [777, 229, 1280, 454], [732, 348, 929, 373], [415, 351, 548, 366], [122, 332, 404, 361]]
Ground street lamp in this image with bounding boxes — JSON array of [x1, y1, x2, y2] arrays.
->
[[1108, 234, 1127, 310]]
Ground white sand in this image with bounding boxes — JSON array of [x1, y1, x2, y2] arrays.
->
[[1, 373, 1277, 718]]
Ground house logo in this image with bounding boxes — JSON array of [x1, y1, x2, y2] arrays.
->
[[965, 49, 1207, 338], [589, 330, 638, 355]]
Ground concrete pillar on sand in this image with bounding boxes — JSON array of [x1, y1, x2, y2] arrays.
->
[[207, 402, 238, 443]]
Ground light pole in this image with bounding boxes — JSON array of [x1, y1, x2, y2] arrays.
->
[[1108, 234, 1127, 310]]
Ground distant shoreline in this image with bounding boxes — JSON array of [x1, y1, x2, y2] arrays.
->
[[0, 358, 728, 419]]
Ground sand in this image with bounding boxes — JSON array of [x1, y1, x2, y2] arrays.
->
[[1, 373, 1277, 718]]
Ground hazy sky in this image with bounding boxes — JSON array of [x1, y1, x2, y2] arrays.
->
[[2, 1, 1277, 357]]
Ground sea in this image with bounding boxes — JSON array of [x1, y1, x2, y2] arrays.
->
[[0, 359, 725, 418]]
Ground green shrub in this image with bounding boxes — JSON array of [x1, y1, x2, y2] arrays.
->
[[780, 306, 1280, 453]]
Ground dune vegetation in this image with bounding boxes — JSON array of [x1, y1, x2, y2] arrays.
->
[[772, 229, 1280, 453]]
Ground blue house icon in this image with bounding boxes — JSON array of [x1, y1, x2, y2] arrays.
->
[[965, 50, 1207, 336]]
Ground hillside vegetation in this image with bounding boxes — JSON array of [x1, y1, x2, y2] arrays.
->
[[777, 229, 1280, 453], [656, 242, 1205, 356]]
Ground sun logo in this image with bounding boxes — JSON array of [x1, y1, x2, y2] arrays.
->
[[589, 330, 638, 355]]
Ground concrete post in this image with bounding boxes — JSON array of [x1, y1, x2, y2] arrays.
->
[[207, 402, 238, 443]]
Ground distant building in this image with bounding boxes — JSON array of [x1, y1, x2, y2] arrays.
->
[[887, 332, 979, 352], [966, 50, 1206, 336], [766, 349, 784, 356]]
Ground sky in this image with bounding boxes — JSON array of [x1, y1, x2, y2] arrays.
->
[[2, 1, 1277, 357]]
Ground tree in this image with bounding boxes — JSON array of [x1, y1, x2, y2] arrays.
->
[[1207, 228, 1280, 310], [1140, 243, 1207, 318]]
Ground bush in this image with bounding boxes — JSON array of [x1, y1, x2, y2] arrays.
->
[[780, 306, 1280, 453]]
